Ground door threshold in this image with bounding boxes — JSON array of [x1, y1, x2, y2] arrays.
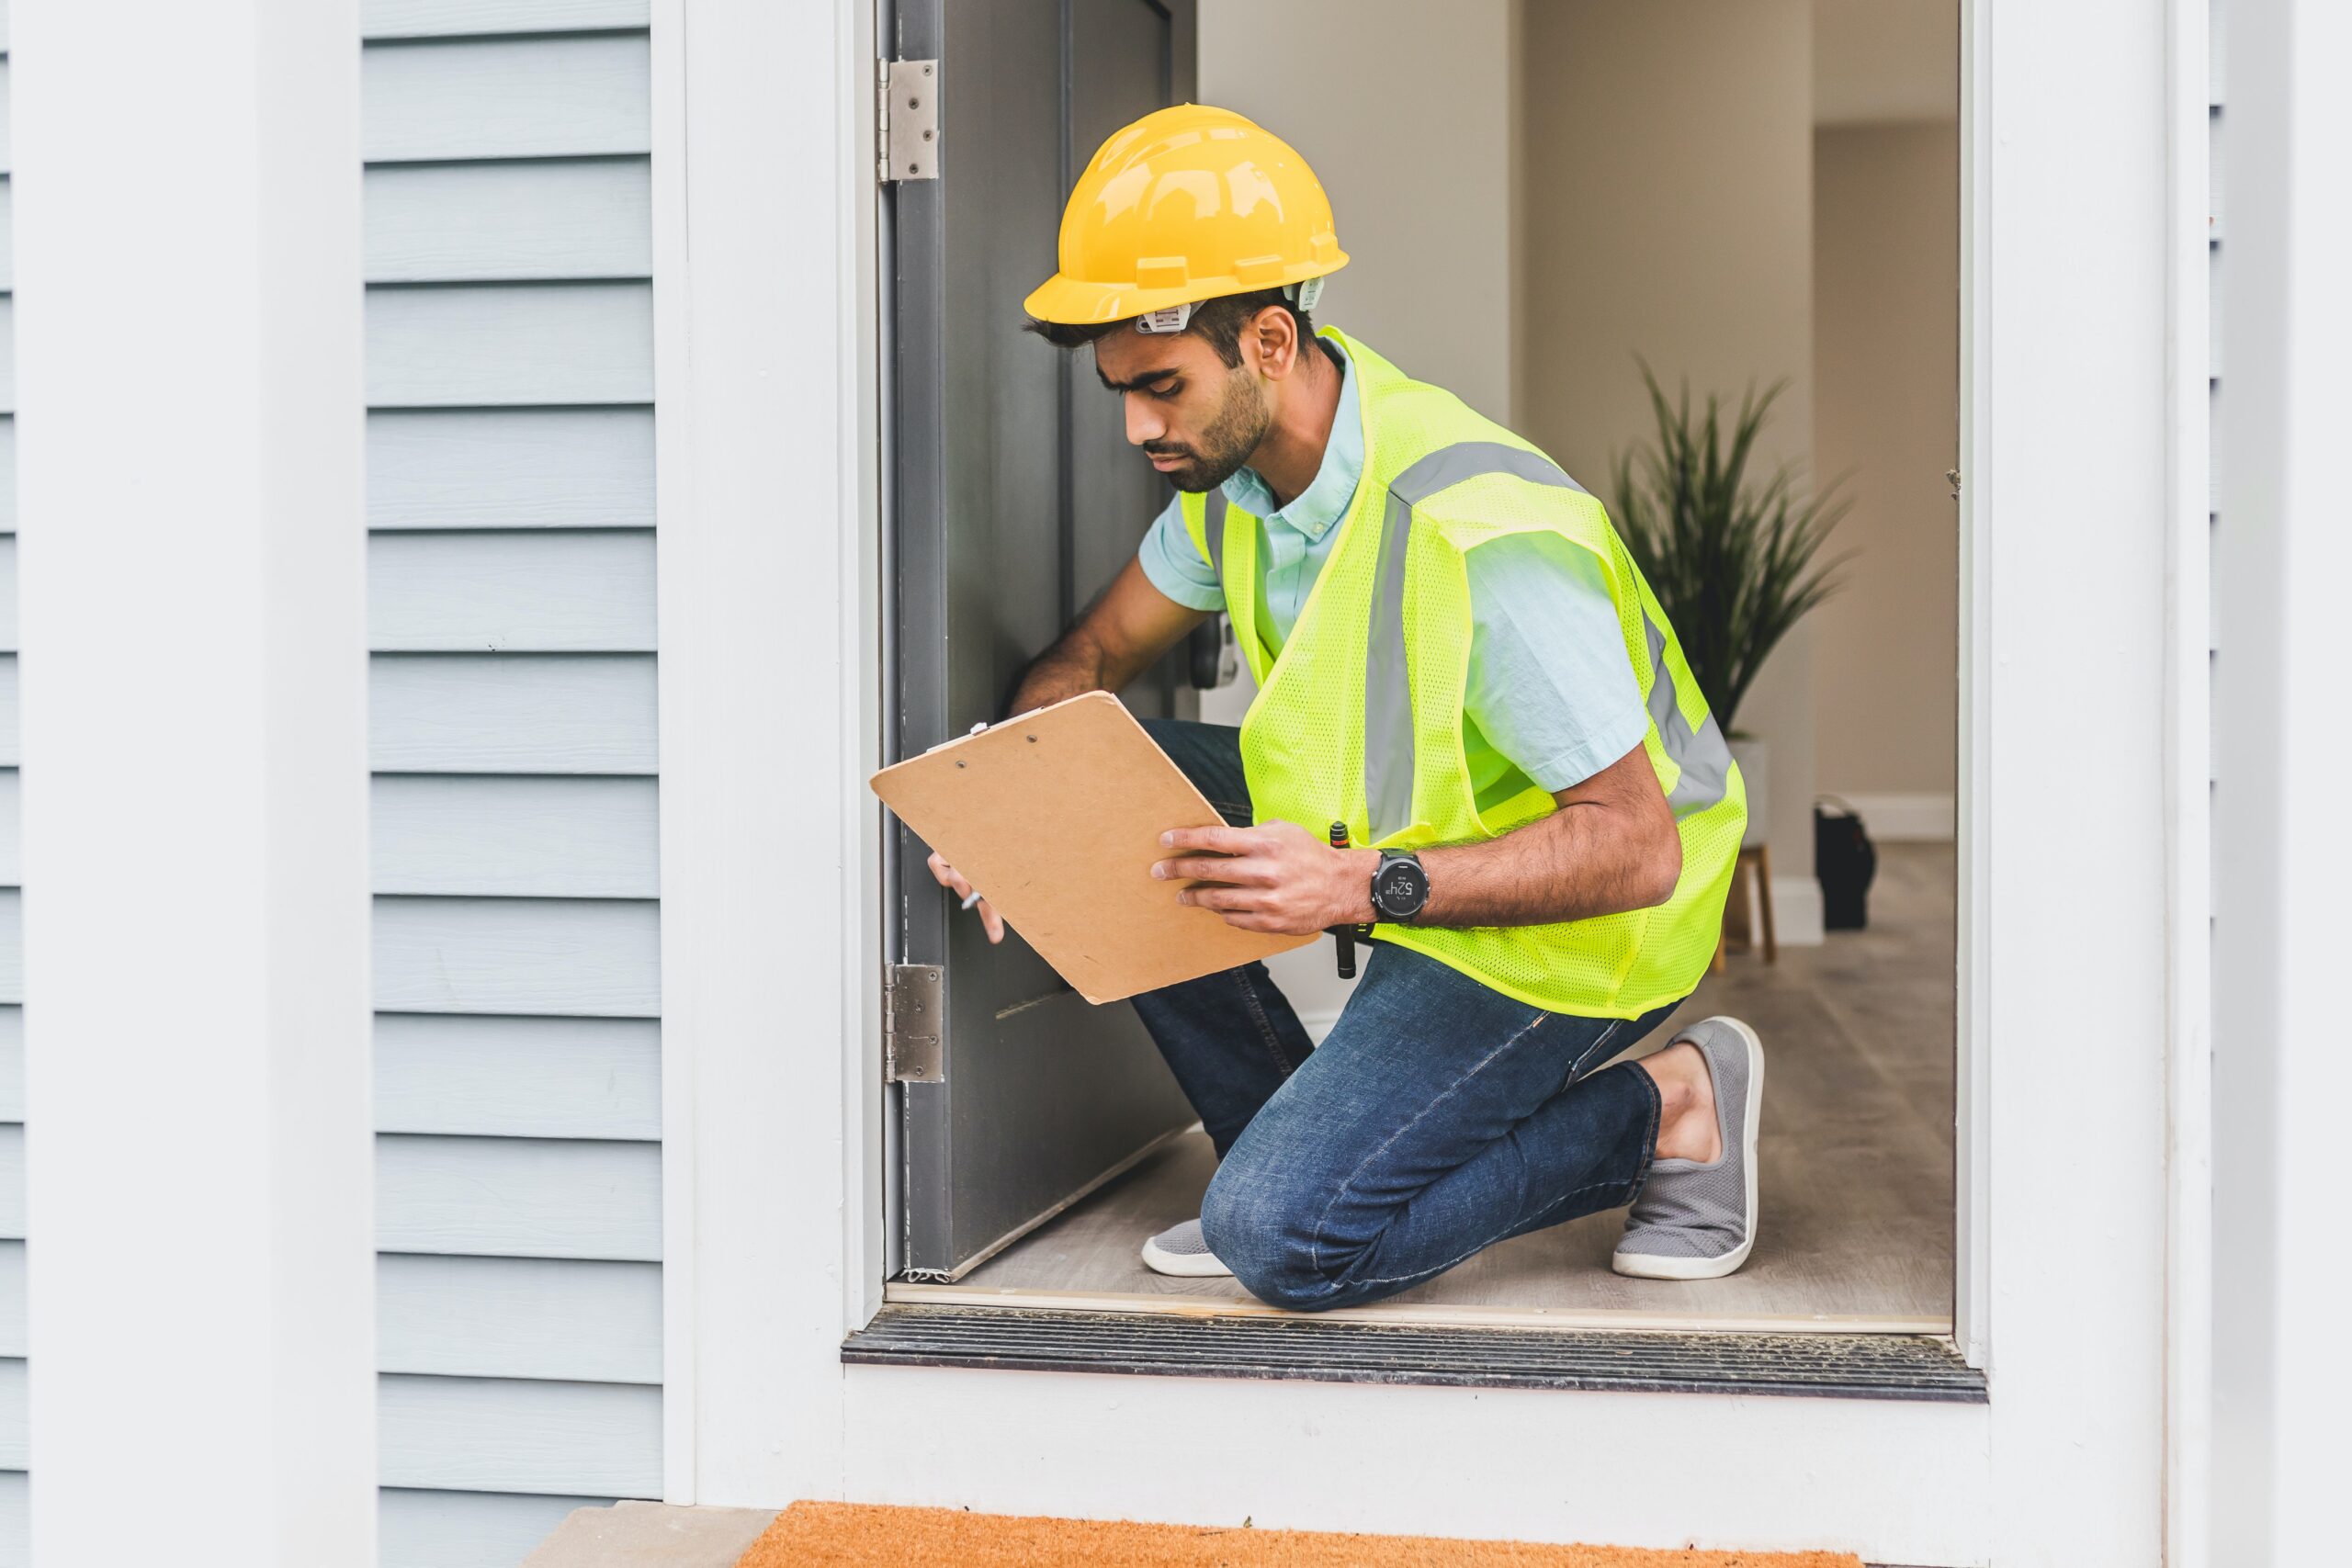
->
[[845, 1303, 1986, 1403], [883, 1280, 1953, 1338]]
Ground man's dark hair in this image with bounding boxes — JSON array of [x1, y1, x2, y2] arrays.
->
[[1025, 287, 1315, 367]]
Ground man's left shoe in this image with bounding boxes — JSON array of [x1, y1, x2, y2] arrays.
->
[[1611, 1016, 1765, 1280]]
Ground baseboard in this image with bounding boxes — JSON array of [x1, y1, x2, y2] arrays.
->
[[1826, 791, 1955, 842], [1768, 874, 1826, 947]]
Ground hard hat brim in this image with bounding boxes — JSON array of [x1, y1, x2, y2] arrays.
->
[[1022, 254, 1350, 326]]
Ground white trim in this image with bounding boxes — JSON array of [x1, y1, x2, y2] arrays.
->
[[649, 0, 694, 1505], [15, 3, 377, 1554], [1953, 0, 1995, 1375], [2161, 2, 2214, 1562], [654, 0, 876, 1509], [1825, 791, 1956, 842]]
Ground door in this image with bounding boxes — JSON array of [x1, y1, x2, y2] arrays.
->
[[888, 0, 1204, 1279]]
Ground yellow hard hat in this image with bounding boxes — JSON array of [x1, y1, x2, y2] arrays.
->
[[1023, 104, 1348, 326]]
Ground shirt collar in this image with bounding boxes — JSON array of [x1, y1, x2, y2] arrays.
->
[[1218, 337, 1361, 542]]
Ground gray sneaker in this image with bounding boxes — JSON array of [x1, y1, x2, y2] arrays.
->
[[1140, 1217, 1232, 1279], [1611, 1016, 1764, 1280]]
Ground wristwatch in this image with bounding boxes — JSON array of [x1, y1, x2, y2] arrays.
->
[[1370, 851, 1430, 923]]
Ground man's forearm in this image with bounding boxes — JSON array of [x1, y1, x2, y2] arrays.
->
[[1414, 803, 1679, 929], [1007, 630, 1111, 716]]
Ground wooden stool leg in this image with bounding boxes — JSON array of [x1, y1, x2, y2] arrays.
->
[[1755, 841, 1778, 964]]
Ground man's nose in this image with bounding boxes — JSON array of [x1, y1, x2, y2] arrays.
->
[[1124, 392, 1165, 447]]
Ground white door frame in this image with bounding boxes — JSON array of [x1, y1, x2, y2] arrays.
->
[[652, 0, 2202, 1558]]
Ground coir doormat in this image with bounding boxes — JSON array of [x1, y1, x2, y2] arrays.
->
[[733, 1501, 1865, 1568]]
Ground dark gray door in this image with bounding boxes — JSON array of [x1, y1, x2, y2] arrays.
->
[[888, 0, 1202, 1279]]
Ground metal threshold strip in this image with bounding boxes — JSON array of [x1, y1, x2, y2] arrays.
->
[[842, 1304, 1988, 1404]]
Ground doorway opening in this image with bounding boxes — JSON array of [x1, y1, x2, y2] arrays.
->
[[881, 0, 1963, 1339]]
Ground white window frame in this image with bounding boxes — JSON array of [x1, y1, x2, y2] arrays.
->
[[652, 0, 2211, 1558]]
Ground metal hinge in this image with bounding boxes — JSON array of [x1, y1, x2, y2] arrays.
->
[[884, 964, 944, 1083], [877, 59, 940, 184], [1947, 467, 1963, 500]]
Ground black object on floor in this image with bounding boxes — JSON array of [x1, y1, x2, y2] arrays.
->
[[1815, 798, 1878, 931]]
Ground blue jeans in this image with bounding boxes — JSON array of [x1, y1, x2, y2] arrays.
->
[[1131, 717, 1678, 1312]]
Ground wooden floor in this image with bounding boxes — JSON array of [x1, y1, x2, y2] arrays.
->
[[904, 845, 1956, 1331]]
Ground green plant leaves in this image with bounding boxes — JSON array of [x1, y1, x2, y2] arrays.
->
[[1608, 361, 1852, 733]]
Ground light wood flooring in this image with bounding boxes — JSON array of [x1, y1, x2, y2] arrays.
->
[[899, 844, 1956, 1331]]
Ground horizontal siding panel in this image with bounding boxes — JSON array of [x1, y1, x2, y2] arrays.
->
[[374, 896, 660, 1016], [378, 1134, 660, 1260], [0, 1243, 19, 1357], [380, 1375, 660, 1497], [370, 529, 656, 652], [0, 1360, 18, 1468], [370, 654, 656, 774], [368, 282, 651, 407], [0, 299, 13, 414], [0, 658, 13, 765], [0, 773, 15, 886], [374, 1012, 660, 1138], [379, 1255, 660, 1382], [0, 421, 14, 535], [380, 1487, 611, 1568], [0, 893, 17, 1006], [366, 0, 649, 38], [374, 775, 657, 898], [366, 159, 650, 283], [0, 1010, 17, 1122], [0, 1125, 17, 1239], [364, 34, 650, 163], [369, 408, 653, 531], [0, 64, 10, 175], [0, 539, 14, 649], [0, 181, 12, 292]]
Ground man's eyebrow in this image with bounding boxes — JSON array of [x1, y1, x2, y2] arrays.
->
[[1095, 363, 1182, 394]]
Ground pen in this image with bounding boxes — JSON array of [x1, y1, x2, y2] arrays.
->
[[1330, 821, 1355, 979]]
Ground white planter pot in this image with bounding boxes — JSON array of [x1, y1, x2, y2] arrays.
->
[[1728, 735, 1770, 851]]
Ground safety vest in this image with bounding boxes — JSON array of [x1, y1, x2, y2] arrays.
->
[[1180, 329, 1745, 1019]]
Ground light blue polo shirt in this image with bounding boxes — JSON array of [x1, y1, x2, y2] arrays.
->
[[1138, 338, 1649, 805]]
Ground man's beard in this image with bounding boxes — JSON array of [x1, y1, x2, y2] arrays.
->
[[1146, 370, 1271, 493]]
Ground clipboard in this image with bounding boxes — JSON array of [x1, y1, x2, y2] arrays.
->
[[869, 691, 1317, 1003]]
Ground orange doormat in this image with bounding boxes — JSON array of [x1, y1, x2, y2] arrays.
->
[[734, 1501, 1863, 1568]]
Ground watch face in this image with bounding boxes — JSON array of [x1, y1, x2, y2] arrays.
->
[[1374, 857, 1430, 918]]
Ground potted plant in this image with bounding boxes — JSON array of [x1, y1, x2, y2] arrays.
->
[[1609, 367, 1850, 850]]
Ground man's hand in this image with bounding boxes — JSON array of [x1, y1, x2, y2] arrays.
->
[[927, 852, 1005, 943], [1150, 821, 1379, 936]]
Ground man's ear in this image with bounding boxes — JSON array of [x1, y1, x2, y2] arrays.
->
[[1250, 304, 1300, 379]]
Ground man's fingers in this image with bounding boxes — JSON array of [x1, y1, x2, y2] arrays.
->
[[979, 899, 1004, 943], [1154, 854, 1274, 886], [1159, 823, 1265, 856], [1178, 884, 1265, 913]]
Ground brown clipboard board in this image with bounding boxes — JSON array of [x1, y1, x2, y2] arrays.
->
[[869, 691, 1317, 1004]]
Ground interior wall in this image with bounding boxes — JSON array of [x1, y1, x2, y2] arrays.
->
[[1196, 0, 1518, 424], [1811, 120, 1960, 808], [1518, 0, 1822, 888]]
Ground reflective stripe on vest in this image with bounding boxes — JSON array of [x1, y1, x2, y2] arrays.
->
[[1361, 441, 1734, 840]]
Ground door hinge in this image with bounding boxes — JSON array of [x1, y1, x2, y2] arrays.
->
[[877, 59, 941, 184], [1947, 467, 1963, 500], [885, 964, 945, 1083]]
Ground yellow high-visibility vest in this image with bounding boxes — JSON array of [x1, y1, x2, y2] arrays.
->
[[1181, 329, 1745, 1018]]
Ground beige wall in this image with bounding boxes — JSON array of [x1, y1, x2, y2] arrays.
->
[[1519, 0, 1821, 876], [1811, 121, 1960, 800], [1198, 0, 1518, 423]]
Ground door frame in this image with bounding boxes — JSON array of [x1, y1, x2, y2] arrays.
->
[[650, 0, 2208, 1554]]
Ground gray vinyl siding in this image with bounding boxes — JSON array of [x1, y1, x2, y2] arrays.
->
[[0, 6, 21, 1561], [364, 5, 659, 1562]]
